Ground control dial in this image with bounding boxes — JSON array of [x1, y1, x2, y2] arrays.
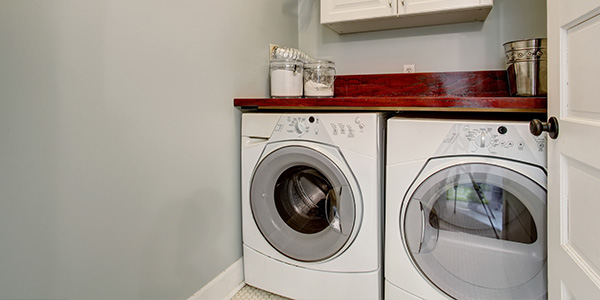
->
[[475, 131, 492, 148], [294, 119, 309, 135]]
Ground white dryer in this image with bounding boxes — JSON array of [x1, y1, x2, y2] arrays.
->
[[241, 113, 384, 300], [385, 117, 547, 300]]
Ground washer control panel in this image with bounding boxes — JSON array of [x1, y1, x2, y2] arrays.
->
[[276, 115, 367, 139]]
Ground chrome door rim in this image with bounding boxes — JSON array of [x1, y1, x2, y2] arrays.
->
[[250, 144, 358, 262], [401, 160, 547, 299]]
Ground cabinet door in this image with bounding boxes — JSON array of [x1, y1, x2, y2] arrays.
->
[[321, 0, 396, 24], [400, 0, 488, 15]]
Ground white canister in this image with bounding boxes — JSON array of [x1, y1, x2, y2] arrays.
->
[[270, 59, 303, 98], [303, 60, 335, 98]]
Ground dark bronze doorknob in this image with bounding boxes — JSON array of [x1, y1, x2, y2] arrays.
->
[[530, 117, 559, 139]]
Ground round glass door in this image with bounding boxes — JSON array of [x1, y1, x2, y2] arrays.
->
[[403, 163, 546, 299], [250, 145, 357, 262]]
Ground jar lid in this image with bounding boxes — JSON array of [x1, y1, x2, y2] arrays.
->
[[305, 59, 335, 68], [270, 59, 303, 67]]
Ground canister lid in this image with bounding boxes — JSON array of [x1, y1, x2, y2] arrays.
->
[[305, 59, 335, 69], [270, 59, 303, 68]]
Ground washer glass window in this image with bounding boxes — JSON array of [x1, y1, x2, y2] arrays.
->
[[403, 163, 546, 299], [274, 166, 334, 234], [251, 145, 357, 262]]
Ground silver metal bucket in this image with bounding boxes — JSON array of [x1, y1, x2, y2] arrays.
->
[[503, 38, 547, 96]]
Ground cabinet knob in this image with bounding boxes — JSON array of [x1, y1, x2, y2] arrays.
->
[[530, 117, 559, 139]]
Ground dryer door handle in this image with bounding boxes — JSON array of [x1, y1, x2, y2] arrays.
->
[[417, 201, 439, 254]]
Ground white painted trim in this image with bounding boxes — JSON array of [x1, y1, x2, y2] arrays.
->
[[222, 282, 246, 300], [188, 258, 245, 300]]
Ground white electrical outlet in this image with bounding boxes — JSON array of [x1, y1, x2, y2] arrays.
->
[[404, 64, 415, 73]]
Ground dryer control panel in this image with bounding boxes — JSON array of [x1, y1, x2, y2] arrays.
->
[[436, 123, 547, 167], [462, 125, 545, 153]]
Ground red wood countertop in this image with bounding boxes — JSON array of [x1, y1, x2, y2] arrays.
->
[[234, 71, 547, 113]]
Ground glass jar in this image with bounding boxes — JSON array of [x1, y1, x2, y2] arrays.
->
[[270, 59, 303, 98], [303, 60, 335, 98]]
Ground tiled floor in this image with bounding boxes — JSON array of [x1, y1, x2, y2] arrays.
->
[[231, 285, 291, 300]]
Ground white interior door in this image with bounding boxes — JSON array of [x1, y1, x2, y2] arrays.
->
[[547, 0, 600, 298]]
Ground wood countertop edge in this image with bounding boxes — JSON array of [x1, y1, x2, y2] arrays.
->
[[234, 96, 547, 113], [238, 106, 546, 113]]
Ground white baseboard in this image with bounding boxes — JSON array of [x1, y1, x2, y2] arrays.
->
[[188, 257, 245, 300], [222, 281, 246, 300]]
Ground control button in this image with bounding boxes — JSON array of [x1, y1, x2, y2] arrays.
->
[[475, 131, 491, 148], [294, 120, 309, 135], [507, 141, 514, 147], [498, 126, 508, 134], [348, 126, 355, 138], [355, 117, 361, 124], [517, 141, 524, 148], [339, 123, 346, 134], [358, 123, 365, 130], [309, 116, 315, 123]]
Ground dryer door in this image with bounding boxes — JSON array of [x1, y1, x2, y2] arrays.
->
[[402, 162, 546, 299], [250, 145, 357, 262]]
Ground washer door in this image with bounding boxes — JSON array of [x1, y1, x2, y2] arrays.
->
[[403, 162, 546, 299], [250, 145, 357, 262]]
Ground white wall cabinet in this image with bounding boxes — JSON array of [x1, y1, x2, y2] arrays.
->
[[321, 0, 493, 34], [321, 0, 396, 23]]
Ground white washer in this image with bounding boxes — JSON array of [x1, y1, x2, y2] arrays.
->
[[241, 113, 384, 300], [385, 117, 547, 300]]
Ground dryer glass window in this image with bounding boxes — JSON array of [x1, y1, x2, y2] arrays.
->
[[403, 163, 546, 300], [429, 182, 537, 244]]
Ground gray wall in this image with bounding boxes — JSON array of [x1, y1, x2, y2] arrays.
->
[[0, 1, 298, 299], [0, 0, 547, 299], [298, 0, 547, 74]]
